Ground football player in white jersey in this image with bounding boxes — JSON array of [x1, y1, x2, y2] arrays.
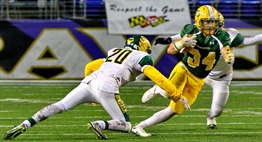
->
[[141, 12, 262, 130], [4, 35, 189, 140]]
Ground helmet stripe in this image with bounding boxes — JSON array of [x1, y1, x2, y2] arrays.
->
[[206, 5, 215, 19]]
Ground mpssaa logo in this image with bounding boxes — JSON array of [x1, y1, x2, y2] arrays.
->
[[128, 15, 169, 28]]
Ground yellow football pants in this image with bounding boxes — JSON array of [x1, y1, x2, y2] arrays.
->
[[168, 62, 204, 114]]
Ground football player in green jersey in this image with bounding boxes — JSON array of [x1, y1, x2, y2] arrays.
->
[[132, 5, 234, 137], [142, 11, 262, 130]]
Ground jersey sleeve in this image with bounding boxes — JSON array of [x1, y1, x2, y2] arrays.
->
[[231, 33, 244, 47], [180, 24, 196, 37], [217, 31, 231, 47], [171, 34, 181, 41], [139, 55, 153, 66]]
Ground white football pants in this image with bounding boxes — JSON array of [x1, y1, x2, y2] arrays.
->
[[204, 75, 231, 119]]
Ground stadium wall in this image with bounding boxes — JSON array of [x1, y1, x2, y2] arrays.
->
[[0, 19, 261, 80]]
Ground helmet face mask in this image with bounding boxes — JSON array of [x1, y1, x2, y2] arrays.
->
[[201, 19, 219, 35], [125, 35, 152, 54], [195, 5, 219, 36]]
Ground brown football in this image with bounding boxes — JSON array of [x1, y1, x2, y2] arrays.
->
[[180, 47, 193, 53]]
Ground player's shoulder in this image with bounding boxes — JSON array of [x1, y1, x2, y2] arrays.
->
[[181, 24, 199, 35], [226, 28, 240, 35], [215, 29, 230, 38]]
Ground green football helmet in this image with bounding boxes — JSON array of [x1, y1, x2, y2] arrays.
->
[[125, 35, 152, 54]]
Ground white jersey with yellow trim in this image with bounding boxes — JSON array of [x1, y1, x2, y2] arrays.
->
[[207, 28, 243, 79]]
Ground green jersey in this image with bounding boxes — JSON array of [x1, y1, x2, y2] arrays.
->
[[180, 24, 231, 78]]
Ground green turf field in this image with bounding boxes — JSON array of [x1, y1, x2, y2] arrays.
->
[[0, 81, 262, 142]]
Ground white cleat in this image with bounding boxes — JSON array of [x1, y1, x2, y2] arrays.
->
[[142, 85, 158, 103], [207, 118, 217, 129], [179, 97, 191, 110], [131, 125, 151, 137]]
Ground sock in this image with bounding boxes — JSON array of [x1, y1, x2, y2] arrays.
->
[[95, 120, 106, 129], [138, 107, 175, 129], [22, 117, 36, 129]]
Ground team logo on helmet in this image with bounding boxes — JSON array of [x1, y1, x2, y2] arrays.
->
[[125, 35, 152, 54]]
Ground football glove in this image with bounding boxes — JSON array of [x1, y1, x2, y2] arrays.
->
[[226, 51, 234, 64], [223, 46, 234, 64], [174, 34, 197, 51], [154, 37, 172, 45]]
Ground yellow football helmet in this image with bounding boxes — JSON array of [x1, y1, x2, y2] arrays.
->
[[125, 35, 152, 54], [218, 12, 224, 28], [195, 5, 220, 36]]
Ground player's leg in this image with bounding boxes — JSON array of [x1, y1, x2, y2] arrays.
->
[[132, 106, 176, 137], [142, 84, 168, 103], [133, 62, 189, 137], [87, 83, 131, 139], [206, 77, 230, 129], [4, 83, 93, 140], [142, 62, 187, 103]]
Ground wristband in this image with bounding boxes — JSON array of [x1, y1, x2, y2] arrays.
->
[[174, 42, 183, 51]]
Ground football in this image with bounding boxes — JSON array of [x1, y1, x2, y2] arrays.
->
[[180, 47, 193, 53]]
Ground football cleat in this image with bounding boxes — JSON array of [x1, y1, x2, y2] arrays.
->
[[3, 124, 27, 140], [207, 118, 217, 129], [131, 125, 151, 137], [142, 85, 158, 103], [179, 96, 191, 110], [87, 122, 108, 140], [207, 124, 217, 129]]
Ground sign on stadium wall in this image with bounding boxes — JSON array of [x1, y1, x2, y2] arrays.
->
[[105, 0, 191, 35], [0, 19, 262, 80]]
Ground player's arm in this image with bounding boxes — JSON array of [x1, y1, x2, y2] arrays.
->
[[241, 34, 262, 46], [221, 46, 234, 64], [167, 34, 197, 55], [154, 34, 181, 45], [84, 58, 105, 77], [167, 40, 182, 54]]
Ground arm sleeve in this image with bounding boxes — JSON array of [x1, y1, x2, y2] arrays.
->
[[143, 66, 182, 102], [84, 58, 104, 77], [241, 34, 262, 46], [171, 34, 182, 42]]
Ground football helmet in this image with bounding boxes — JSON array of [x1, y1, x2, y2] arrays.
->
[[195, 5, 220, 36], [125, 35, 152, 54], [218, 12, 224, 28]]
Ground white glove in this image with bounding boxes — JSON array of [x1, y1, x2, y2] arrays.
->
[[174, 34, 197, 51], [179, 96, 191, 110], [182, 34, 197, 48]]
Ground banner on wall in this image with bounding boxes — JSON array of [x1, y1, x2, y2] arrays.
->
[[1, 19, 262, 80], [105, 0, 191, 35]]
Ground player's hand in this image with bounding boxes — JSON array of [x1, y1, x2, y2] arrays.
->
[[154, 37, 172, 45], [226, 51, 234, 64], [181, 34, 197, 48], [179, 96, 191, 110]]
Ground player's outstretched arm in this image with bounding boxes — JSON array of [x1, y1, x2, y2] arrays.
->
[[241, 34, 262, 46], [154, 34, 181, 45], [84, 58, 104, 77]]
